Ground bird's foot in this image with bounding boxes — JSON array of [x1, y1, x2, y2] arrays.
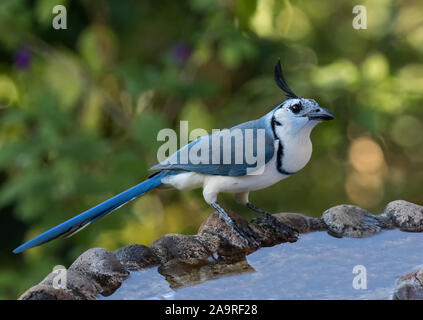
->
[[230, 222, 261, 248], [252, 213, 299, 243], [211, 202, 260, 249]]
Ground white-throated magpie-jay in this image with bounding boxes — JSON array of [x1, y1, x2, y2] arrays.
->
[[13, 60, 334, 253]]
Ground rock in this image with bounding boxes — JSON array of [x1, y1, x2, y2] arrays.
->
[[374, 213, 396, 229], [158, 258, 254, 290], [40, 269, 99, 300], [196, 231, 223, 254], [249, 216, 297, 247], [322, 205, 381, 238], [393, 267, 423, 300], [114, 244, 160, 270], [150, 234, 214, 264], [383, 200, 423, 232], [198, 211, 259, 255], [19, 284, 76, 300], [273, 213, 327, 233], [69, 248, 129, 296]]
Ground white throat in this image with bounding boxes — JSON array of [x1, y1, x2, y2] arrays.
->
[[274, 120, 318, 173]]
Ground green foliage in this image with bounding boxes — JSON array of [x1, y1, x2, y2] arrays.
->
[[0, 0, 422, 299]]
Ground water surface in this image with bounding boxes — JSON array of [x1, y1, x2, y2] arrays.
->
[[102, 230, 423, 300]]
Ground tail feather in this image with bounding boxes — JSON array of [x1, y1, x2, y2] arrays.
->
[[13, 173, 165, 253]]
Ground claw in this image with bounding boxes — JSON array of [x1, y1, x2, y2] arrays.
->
[[252, 214, 299, 242], [246, 202, 299, 241], [210, 202, 260, 249], [232, 223, 260, 248]]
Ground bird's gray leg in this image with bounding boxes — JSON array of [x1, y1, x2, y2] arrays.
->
[[246, 202, 299, 240], [246, 202, 274, 219], [210, 202, 260, 248], [234, 192, 298, 239]]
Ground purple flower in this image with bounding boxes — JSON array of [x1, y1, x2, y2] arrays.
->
[[14, 47, 32, 70], [171, 42, 191, 65]]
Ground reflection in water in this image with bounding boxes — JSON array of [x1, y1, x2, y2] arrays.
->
[[158, 257, 255, 290]]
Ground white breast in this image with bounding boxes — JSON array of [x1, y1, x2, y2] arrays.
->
[[280, 136, 313, 173]]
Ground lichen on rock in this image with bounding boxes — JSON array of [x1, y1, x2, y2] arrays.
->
[[114, 244, 160, 270], [150, 234, 218, 264], [383, 200, 423, 232], [322, 204, 382, 238], [273, 212, 327, 233]]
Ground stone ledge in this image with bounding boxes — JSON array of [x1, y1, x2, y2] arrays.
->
[[18, 199, 423, 300]]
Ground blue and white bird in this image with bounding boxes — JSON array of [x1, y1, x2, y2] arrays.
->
[[13, 60, 334, 253]]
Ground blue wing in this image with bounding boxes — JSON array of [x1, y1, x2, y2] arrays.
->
[[150, 115, 275, 176]]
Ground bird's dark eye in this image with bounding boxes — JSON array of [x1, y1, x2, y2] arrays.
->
[[289, 104, 302, 114]]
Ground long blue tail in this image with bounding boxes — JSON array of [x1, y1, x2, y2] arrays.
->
[[13, 172, 166, 253]]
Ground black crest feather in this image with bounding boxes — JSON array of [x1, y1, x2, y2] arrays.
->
[[274, 59, 299, 99]]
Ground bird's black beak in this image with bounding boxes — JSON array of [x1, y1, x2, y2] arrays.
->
[[307, 107, 335, 121]]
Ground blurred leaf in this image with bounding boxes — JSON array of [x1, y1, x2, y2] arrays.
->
[[311, 59, 358, 89], [234, 0, 257, 30], [44, 53, 82, 109], [179, 99, 214, 131], [78, 25, 118, 74], [131, 112, 167, 151], [0, 75, 19, 106]]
